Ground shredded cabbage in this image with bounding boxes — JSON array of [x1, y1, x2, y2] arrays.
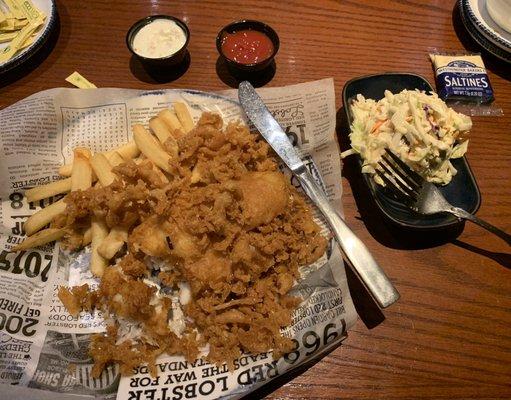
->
[[347, 89, 472, 185]]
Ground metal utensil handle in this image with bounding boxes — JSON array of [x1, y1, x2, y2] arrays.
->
[[296, 168, 400, 308], [450, 207, 511, 245]]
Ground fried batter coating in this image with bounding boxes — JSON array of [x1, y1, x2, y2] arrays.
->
[[59, 113, 327, 377]]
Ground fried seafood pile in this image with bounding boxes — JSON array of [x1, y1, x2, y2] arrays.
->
[[55, 113, 327, 376]]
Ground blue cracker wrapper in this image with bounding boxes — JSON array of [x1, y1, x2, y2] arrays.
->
[[430, 52, 494, 104]]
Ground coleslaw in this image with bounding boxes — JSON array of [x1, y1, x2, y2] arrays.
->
[[343, 89, 472, 185]]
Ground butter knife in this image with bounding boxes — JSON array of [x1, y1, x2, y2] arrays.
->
[[238, 81, 399, 309]]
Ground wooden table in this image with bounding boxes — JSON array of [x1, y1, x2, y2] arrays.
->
[[2, 1, 511, 399]]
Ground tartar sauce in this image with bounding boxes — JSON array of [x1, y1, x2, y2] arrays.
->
[[132, 19, 186, 59]]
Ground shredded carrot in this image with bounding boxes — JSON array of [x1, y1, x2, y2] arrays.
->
[[371, 119, 387, 134]]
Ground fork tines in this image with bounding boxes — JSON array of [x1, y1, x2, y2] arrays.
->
[[377, 149, 423, 204]]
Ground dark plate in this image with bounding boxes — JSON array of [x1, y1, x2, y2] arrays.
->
[[342, 73, 481, 230]]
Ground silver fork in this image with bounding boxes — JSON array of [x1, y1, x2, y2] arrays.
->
[[377, 149, 511, 245]]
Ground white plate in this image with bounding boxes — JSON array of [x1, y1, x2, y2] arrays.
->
[[0, 0, 57, 73], [462, 0, 511, 52], [460, 0, 511, 63]]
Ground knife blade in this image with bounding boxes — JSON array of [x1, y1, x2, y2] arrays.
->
[[238, 81, 399, 309]]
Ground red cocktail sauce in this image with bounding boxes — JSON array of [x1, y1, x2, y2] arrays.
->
[[221, 29, 274, 65]]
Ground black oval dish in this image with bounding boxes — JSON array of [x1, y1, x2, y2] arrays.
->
[[126, 15, 190, 69], [216, 20, 279, 72], [342, 73, 481, 230]]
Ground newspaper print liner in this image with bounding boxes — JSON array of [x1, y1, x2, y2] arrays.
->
[[0, 83, 357, 399]]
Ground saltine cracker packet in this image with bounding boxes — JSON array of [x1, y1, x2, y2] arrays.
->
[[429, 51, 502, 116]]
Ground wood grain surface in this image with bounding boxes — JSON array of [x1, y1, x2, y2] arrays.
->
[[2, 1, 511, 399]]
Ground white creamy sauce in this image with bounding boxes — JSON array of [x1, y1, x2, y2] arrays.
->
[[133, 19, 186, 59]]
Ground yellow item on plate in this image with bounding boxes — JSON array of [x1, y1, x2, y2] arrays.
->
[[15, 0, 44, 22], [3, 0, 25, 20], [0, 31, 18, 43], [0, 0, 45, 62], [0, 17, 42, 62]]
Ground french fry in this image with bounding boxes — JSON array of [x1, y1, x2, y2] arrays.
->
[[91, 217, 108, 277], [149, 117, 178, 158], [59, 141, 139, 177], [90, 153, 116, 187], [13, 228, 65, 251], [114, 140, 139, 161], [25, 178, 71, 203], [149, 117, 172, 143], [24, 199, 66, 236], [173, 102, 194, 133], [107, 151, 125, 167], [97, 226, 128, 259], [158, 109, 184, 138], [58, 163, 72, 177], [82, 226, 92, 246], [71, 148, 92, 191], [132, 125, 173, 173]]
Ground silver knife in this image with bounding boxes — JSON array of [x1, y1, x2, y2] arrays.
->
[[238, 81, 399, 309]]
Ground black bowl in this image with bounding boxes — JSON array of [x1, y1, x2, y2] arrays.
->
[[342, 73, 481, 230], [126, 15, 190, 69], [216, 20, 279, 72]]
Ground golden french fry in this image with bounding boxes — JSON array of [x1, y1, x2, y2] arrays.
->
[[58, 163, 72, 177], [149, 117, 172, 143], [91, 217, 108, 277], [173, 102, 194, 133], [59, 141, 139, 177], [158, 109, 184, 138], [114, 140, 139, 161], [149, 117, 178, 158], [132, 125, 173, 173], [82, 226, 92, 246], [107, 151, 124, 167], [90, 153, 116, 187], [71, 148, 92, 191], [25, 178, 71, 203], [97, 226, 128, 259], [24, 199, 66, 236], [13, 228, 65, 251]]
